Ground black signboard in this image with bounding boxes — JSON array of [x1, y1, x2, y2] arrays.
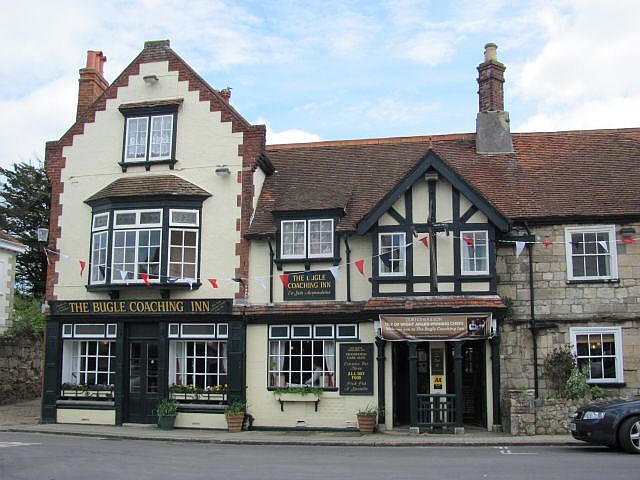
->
[[431, 347, 444, 375], [340, 343, 374, 396], [49, 299, 231, 316], [283, 270, 335, 301]]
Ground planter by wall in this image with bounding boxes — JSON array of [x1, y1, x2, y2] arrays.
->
[[357, 414, 377, 433], [157, 414, 177, 430], [225, 413, 244, 432]]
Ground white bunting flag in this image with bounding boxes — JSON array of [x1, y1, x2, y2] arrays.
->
[[515, 241, 526, 257], [329, 266, 339, 281], [255, 276, 267, 290], [598, 240, 608, 252], [119, 269, 128, 281]]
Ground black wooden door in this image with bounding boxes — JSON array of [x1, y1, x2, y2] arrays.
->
[[126, 340, 160, 424], [461, 341, 485, 426]]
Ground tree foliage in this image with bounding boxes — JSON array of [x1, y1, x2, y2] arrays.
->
[[0, 161, 50, 296], [8, 294, 45, 337], [542, 345, 575, 398]]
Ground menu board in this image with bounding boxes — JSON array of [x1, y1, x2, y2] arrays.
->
[[339, 343, 373, 395]]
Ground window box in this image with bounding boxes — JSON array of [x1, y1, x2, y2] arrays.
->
[[273, 387, 322, 412], [60, 385, 114, 401]]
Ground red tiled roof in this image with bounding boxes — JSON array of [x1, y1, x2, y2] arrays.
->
[[238, 296, 505, 316], [249, 128, 640, 235], [85, 175, 211, 203]]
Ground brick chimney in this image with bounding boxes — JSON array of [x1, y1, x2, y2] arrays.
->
[[77, 50, 108, 120], [475, 43, 513, 154], [219, 87, 232, 102]]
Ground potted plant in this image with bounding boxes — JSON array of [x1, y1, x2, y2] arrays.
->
[[357, 404, 378, 434], [224, 401, 246, 432], [156, 400, 178, 430]]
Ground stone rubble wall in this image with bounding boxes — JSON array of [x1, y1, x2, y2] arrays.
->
[[0, 335, 43, 405]]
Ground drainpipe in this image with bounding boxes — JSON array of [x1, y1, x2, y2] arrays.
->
[[267, 240, 274, 304], [344, 236, 352, 302], [523, 221, 539, 399]]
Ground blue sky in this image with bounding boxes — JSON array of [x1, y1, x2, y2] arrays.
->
[[1, 0, 639, 169]]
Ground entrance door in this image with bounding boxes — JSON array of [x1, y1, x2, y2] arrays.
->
[[461, 341, 485, 426], [126, 340, 160, 424], [393, 342, 410, 426]]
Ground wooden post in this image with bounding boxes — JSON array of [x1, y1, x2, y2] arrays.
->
[[427, 177, 438, 293], [409, 342, 418, 428], [376, 338, 386, 426], [454, 342, 464, 428]]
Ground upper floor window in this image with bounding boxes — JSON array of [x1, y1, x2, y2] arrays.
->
[[280, 219, 334, 259], [112, 209, 162, 284], [565, 225, 618, 281], [379, 232, 406, 276], [461, 231, 489, 274]]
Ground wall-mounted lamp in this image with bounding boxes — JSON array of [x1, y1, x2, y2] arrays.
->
[[620, 227, 636, 238], [143, 75, 159, 85], [215, 165, 231, 176], [37, 227, 49, 243]]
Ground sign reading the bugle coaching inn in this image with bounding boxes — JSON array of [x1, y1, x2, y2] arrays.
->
[[380, 314, 493, 341], [49, 299, 230, 316], [340, 343, 374, 395], [283, 270, 335, 301]]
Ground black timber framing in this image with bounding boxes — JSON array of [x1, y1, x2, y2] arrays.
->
[[356, 149, 509, 235], [41, 318, 61, 423]]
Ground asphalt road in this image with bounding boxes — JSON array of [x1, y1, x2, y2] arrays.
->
[[0, 432, 637, 480]]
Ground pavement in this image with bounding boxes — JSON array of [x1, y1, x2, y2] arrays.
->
[[0, 398, 581, 447]]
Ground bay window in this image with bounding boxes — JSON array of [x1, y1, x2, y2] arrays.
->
[[111, 209, 162, 283]]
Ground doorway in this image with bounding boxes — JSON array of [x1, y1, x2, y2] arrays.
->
[[461, 341, 486, 427], [126, 339, 160, 423], [392, 342, 410, 426]]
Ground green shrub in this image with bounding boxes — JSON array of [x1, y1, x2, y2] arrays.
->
[[357, 404, 378, 416], [590, 385, 605, 400], [272, 386, 323, 397], [566, 367, 590, 400], [156, 400, 178, 416], [542, 345, 575, 398], [224, 401, 246, 415], [8, 295, 44, 337]]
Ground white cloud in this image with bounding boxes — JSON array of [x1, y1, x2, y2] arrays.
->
[[345, 97, 440, 129], [513, 0, 640, 131], [257, 119, 322, 145]]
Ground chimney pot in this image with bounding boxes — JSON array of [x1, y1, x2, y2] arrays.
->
[[484, 43, 498, 62], [220, 87, 232, 102], [77, 50, 108, 120]]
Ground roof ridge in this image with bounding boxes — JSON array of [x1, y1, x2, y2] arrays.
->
[[266, 133, 475, 150], [512, 126, 640, 136]]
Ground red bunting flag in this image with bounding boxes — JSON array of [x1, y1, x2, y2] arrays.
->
[[463, 237, 474, 246], [208, 278, 218, 288], [419, 236, 429, 248], [543, 241, 553, 247], [623, 238, 636, 244], [140, 273, 150, 286], [279, 274, 289, 287], [79, 260, 86, 277], [355, 259, 365, 276]]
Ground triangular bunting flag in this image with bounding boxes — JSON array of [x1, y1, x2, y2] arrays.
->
[[623, 238, 635, 244], [463, 237, 474, 246], [119, 269, 128, 281], [543, 241, 553, 247], [188, 280, 194, 290], [598, 240, 609, 252], [79, 260, 86, 277], [255, 276, 267, 290], [329, 266, 339, 281], [63, 255, 70, 260], [98, 265, 106, 276], [208, 278, 218, 289], [355, 259, 365, 276], [380, 252, 392, 267], [419, 236, 429, 248], [167, 276, 178, 283], [515, 241, 525, 257], [140, 273, 150, 286], [279, 274, 289, 287]]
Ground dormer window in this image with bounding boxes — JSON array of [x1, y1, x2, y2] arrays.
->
[[280, 219, 334, 260], [118, 100, 181, 171]]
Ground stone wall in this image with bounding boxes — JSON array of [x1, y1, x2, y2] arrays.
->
[[0, 335, 43, 405]]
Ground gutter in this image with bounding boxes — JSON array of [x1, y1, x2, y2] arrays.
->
[[523, 221, 539, 399]]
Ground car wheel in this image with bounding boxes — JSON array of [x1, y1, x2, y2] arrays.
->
[[617, 416, 640, 454]]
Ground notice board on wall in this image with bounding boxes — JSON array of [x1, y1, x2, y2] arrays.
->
[[339, 343, 374, 395]]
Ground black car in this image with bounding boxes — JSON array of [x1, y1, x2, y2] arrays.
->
[[571, 397, 640, 453]]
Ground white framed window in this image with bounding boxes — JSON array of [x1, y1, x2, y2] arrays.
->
[[106, 324, 117, 338], [90, 231, 108, 284], [92, 212, 109, 231], [268, 336, 336, 389], [114, 209, 162, 229], [168, 323, 180, 338], [74, 324, 106, 338], [313, 324, 334, 339], [62, 324, 73, 338], [124, 114, 174, 163], [269, 325, 290, 339], [217, 323, 228, 339], [180, 323, 216, 338], [61, 340, 116, 386], [111, 228, 162, 283], [379, 232, 406, 276], [308, 219, 334, 258], [169, 340, 227, 390], [336, 323, 358, 339], [169, 209, 199, 227], [461, 230, 489, 274], [291, 325, 312, 339], [565, 225, 618, 281], [281, 220, 306, 258], [570, 327, 624, 383], [168, 229, 198, 281]]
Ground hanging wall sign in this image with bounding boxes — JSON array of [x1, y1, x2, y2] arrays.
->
[[380, 314, 493, 341], [340, 343, 374, 395], [49, 299, 231, 316], [283, 270, 335, 301]]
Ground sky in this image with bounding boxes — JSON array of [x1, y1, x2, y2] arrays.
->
[[1, 0, 640, 170]]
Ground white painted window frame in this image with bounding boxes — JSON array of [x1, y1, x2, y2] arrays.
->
[[460, 230, 490, 275], [565, 225, 618, 281], [92, 212, 110, 231], [113, 209, 163, 229], [336, 323, 358, 339], [308, 219, 334, 258], [378, 232, 406, 276], [169, 209, 199, 227], [269, 325, 290, 339], [180, 323, 217, 339], [110, 228, 162, 284], [73, 323, 106, 339], [168, 228, 199, 282], [570, 326, 624, 384], [90, 231, 108, 285], [280, 220, 307, 259], [313, 324, 335, 339], [124, 116, 149, 162], [291, 324, 312, 339], [149, 114, 174, 161]]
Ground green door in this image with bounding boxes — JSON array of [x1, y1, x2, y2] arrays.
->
[[126, 340, 160, 423]]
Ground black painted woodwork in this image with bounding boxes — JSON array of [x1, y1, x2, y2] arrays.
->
[[41, 318, 61, 423]]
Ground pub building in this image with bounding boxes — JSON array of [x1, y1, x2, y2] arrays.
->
[[43, 41, 640, 433]]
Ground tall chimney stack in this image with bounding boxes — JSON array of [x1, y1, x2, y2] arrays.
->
[[475, 43, 513, 154], [77, 50, 108, 120]]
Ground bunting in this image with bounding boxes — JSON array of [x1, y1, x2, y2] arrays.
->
[[79, 260, 86, 277], [355, 259, 365, 276], [515, 241, 525, 257], [140, 273, 150, 286], [279, 274, 289, 287], [208, 278, 219, 288], [419, 236, 429, 248]]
